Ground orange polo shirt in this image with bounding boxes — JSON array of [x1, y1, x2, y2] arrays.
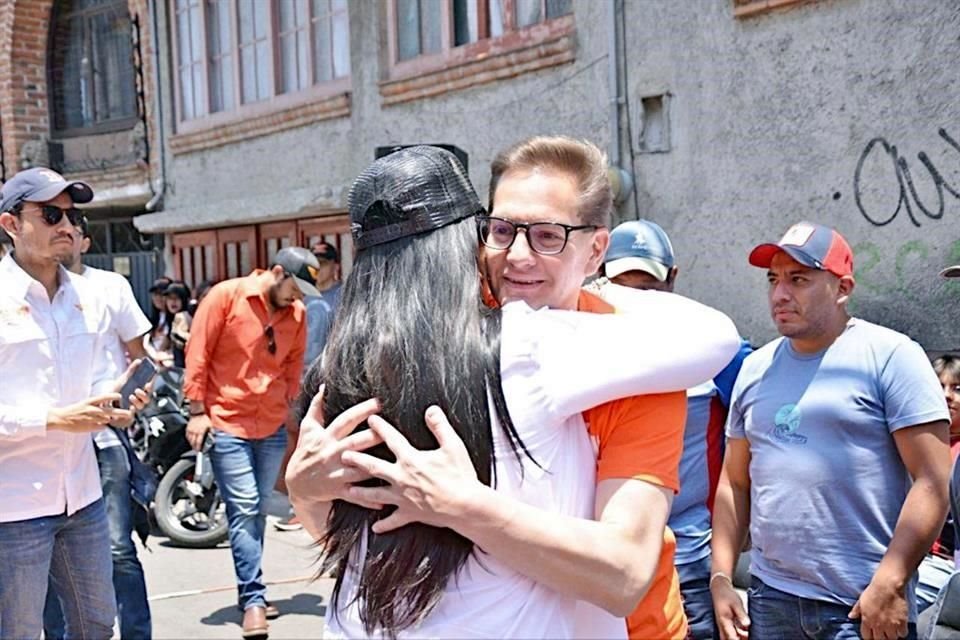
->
[[579, 290, 689, 640], [184, 271, 307, 439]]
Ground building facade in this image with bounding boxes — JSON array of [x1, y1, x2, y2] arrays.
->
[[0, 0, 165, 309], [6, 0, 958, 350]]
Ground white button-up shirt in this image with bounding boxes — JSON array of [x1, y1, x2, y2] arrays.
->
[[81, 265, 152, 450], [0, 253, 116, 523]]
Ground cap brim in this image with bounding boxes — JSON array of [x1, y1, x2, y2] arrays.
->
[[26, 181, 94, 205], [605, 256, 669, 281], [293, 276, 322, 297], [748, 244, 820, 270], [941, 265, 960, 278]]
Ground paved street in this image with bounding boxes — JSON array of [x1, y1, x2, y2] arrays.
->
[[143, 493, 334, 640]]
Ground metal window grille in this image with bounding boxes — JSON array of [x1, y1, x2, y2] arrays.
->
[[49, 0, 139, 133]]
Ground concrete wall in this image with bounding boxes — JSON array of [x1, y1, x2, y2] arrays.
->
[[624, 0, 960, 351], [143, 0, 960, 351]]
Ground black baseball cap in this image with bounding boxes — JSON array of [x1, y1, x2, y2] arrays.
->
[[0, 167, 94, 213], [272, 246, 321, 296], [312, 241, 339, 262], [149, 277, 172, 293], [348, 145, 484, 250]]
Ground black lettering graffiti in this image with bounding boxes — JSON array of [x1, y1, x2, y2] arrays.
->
[[853, 128, 960, 227]]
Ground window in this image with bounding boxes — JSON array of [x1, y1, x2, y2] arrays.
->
[[49, 0, 139, 133], [171, 0, 351, 123], [383, 0, 576, 105], [394, 0, 571, 60]]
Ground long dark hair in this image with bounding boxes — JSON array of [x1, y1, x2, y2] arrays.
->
[[298, 214, 528, 636]]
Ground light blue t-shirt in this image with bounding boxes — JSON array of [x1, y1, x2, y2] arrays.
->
[[726, 318, 949, 621], [304, 282, 342, 367], [671, 339, 752, 575]]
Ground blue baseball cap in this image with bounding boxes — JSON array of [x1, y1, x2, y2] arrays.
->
[[0, 167, 94, 213], [603, 220, 676, 282]]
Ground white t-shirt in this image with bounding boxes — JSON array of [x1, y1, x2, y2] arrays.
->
[[326, 290, 740, 639], [80, 266, 152, 449]]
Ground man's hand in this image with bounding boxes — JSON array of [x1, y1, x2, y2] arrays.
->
[[849, 576, 909, 640], [340, 405, 484, 534], [186, 414, 213, 451], [47, 393, 127, 433], [284, 385, 383, 508], [711, 574, 750, 640]]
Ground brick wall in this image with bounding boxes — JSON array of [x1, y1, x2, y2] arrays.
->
[[0, 0, 158, 195]]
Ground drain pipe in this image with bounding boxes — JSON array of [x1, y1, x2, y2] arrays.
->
[[607, 0, 622, 170], [606, 0, 633, 207], [145, 0, 166, 212]]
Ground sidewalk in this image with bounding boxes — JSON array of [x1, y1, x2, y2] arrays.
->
[[142, 492, 335, 639]]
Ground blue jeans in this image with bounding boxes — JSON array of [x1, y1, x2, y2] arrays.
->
[[678, 556, 716, 640], [43, 446, 153, 639], [917, 554, 954, 614], [210, 427, 288, 610], [748, 576, 918, 640], [0, 499, 116, 640]]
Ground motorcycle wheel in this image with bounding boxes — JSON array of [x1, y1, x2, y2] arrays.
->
[[154, 458, 229, 548]]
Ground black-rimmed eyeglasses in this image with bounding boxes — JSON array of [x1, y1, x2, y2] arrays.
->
[[21, 204, 84, 227], [476, 215, 597, 256]]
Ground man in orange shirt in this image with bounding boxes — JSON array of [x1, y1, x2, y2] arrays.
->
[[184, 247, 314, 639], [288, 137, 697, 638]]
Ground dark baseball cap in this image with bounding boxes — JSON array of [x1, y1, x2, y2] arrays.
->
[[312, 241, 339, 262], [349, 145, 485, 250], [0, 167, 94, 213], [749, 221, 854, 278], [149, 276, 172, 293], [272, 246, 321, 296]]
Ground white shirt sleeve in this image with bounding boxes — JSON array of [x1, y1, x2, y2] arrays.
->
[[111, 273, 152, 343], [500, 288, 741, 420]]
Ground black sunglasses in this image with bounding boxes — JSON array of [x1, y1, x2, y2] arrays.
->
[[22, 204, 84, 227], [264, 325, 277, 355]]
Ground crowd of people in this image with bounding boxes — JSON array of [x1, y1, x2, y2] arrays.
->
[[0, 135, 957, 640]]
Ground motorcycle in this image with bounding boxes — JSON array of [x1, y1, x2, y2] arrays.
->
[[129, 366, 229, 548]]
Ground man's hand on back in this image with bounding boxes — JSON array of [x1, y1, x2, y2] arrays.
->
[[285, 385, 384, 509]]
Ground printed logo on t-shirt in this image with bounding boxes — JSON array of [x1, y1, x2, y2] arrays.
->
[[772, 403, 808, 445]]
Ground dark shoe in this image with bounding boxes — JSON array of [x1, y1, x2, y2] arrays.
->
[[241, 606, 268, 640]]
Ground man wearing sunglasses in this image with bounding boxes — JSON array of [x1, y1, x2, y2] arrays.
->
[[0, 167, 152, 639], [182, 246, 315, 639]]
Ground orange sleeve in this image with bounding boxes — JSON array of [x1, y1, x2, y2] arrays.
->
[[584, 391, 687, 491]]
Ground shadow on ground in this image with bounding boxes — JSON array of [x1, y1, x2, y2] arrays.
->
[[199, 593, 327, 628]]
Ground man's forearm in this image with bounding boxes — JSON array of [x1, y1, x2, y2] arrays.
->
[[711, 479, 750, 577], [873, 478, 949, 590], [290, 495, 331, 543], [451, 483, 666, 616]]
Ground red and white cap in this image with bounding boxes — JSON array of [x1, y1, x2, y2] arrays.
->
[[749, 222, 854, 278]]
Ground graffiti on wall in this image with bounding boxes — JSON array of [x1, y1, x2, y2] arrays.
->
[[854, 128, 960, 228], [849, 238, 960, 315]]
